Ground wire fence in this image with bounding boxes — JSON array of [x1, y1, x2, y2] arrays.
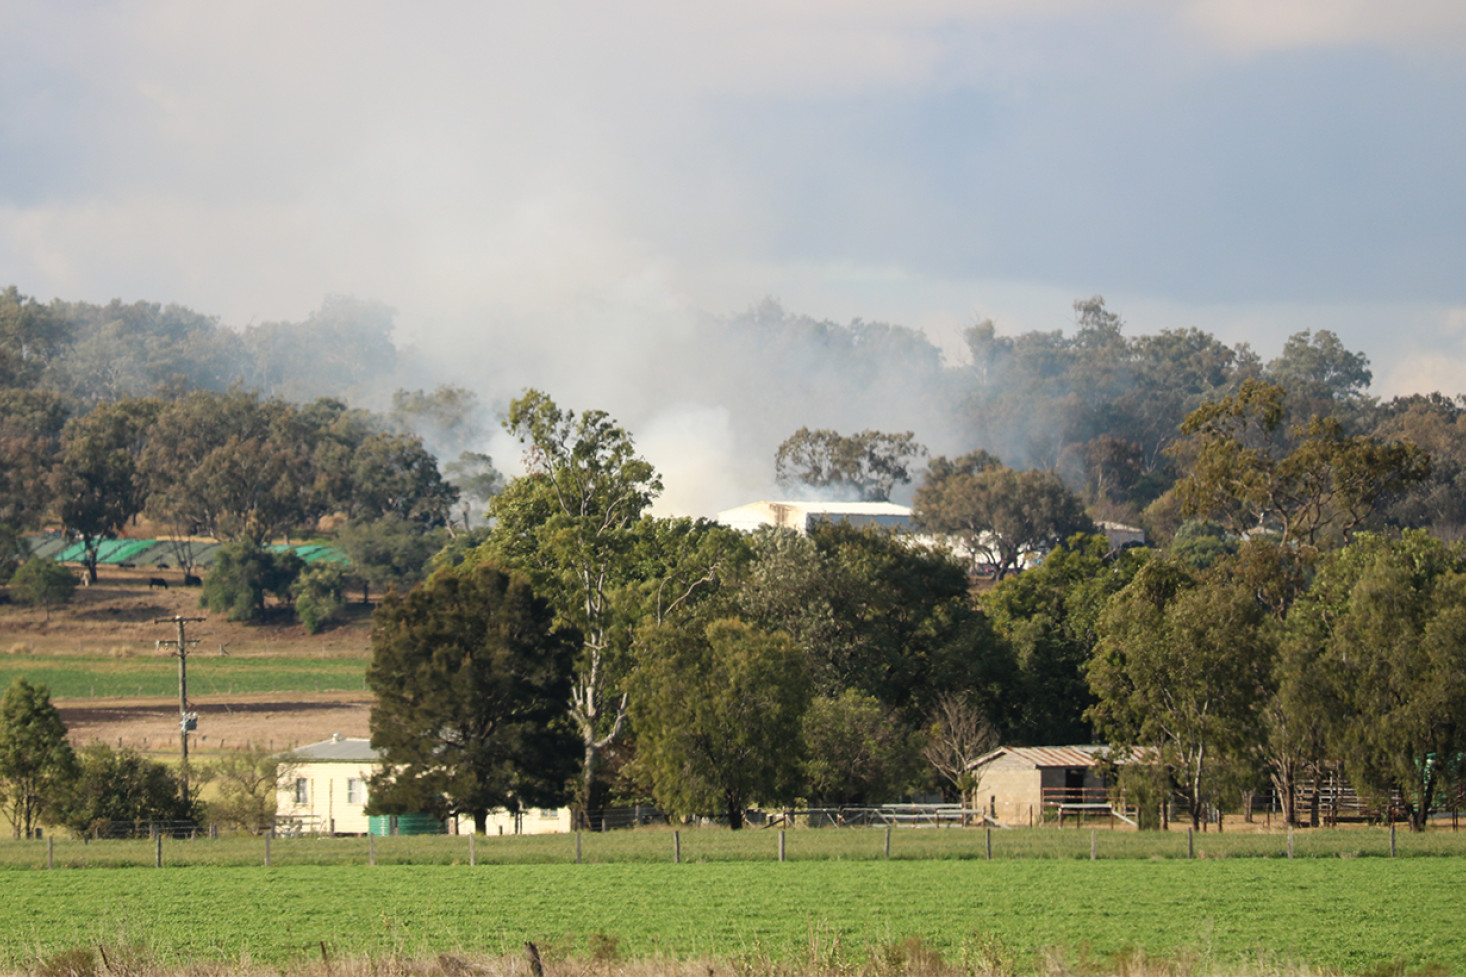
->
[[8, 816, 1466, 870]]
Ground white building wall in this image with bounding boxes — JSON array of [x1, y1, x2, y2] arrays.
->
[[275, 759, 377, 834]]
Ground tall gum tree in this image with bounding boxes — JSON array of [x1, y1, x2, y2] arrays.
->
[[913, 452, 1093, 580], [475, 390, 662, 826]]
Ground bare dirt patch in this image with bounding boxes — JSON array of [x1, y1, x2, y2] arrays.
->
[[0, 564, 373, 658], [58, 690, 374, 753]]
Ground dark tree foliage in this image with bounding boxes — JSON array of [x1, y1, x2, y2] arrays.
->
[[9, 557, 77, 622], [1087, 558, 1274, 830], [1284, 532, 1466, 831], [1168, 379, 1430, 548], [1371, 394, 1466, 540], [983, 534, 1147, 744], [630, 617, 809, 829], [366, 562, 579, 833], [345, 432, 458, 528], [0, 526, 28, 584], [0, 388, 68, 530], [727, 522, 1015, 725], [1263, 329, 1373, 422], [0, 286, 69, 389], [802, 690, 923, 806], [52, 398, 158, 582], [58, 744, 199, 837]]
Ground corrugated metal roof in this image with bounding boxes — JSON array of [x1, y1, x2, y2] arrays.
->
[[289, 737, 381, 763], [975, 745, 1109, 768], [970, 744, 1152, 769]]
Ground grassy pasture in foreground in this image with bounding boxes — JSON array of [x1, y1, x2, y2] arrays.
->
[[0, 654, 367, 698], [5, 860, 1463, 975], [5, 823, 1465, 870]]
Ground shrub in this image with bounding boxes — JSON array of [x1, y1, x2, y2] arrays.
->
[[9, 558, 77, 622], [293, 563, 348, 634], [200, 541, 303, 623]]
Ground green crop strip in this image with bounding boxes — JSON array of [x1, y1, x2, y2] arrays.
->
[[4, 860, 1463, 974], [0, 656, 366, 698]]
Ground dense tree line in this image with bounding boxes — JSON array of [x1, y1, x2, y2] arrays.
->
[[4, 281, 1466, 834], [366, 378, 1461, 834]]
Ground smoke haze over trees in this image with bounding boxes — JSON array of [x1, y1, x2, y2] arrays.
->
[[10, 285, 1459, 523]]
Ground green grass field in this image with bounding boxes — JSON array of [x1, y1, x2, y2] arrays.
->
[[0, 655, 367, 698], [5, 859, 1463, 974], [5, 823, 1465, 870]]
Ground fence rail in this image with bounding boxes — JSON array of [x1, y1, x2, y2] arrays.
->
[[7, 820, 1465, 871]]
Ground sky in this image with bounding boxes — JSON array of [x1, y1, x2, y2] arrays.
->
[[3, 2, 1465, 510]]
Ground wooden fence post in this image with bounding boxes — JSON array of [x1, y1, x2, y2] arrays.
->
[[47, 836, 53, 870], [673, 830, 681, 864], [469, 832, 476, 867], [778, 830, 786, 863], [985, 828, 992, 861], [884, 826, 891, 859], [155, 833, 163, 868], [1091, 828, 1097, 861], [1390, 822, 1396, 858], [1287, 824, 1294, 859], [1187, 827, 1194, 859], [264, 834, 271, 867], [576, 831, 583, 864], [369, 833, 376, 867]]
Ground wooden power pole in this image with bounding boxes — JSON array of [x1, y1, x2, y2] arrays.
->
[[156, 616, 205, 807]]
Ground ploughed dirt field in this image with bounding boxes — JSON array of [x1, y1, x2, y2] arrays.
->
[[2, 562, 375, 754], [56, 690, 374, 753]]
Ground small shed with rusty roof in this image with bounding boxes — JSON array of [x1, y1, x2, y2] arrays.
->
[[969, 745, 1134, 827]]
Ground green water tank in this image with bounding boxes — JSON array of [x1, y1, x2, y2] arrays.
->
[[367, 814, 445, 836]]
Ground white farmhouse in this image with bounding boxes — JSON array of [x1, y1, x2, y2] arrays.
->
[[276, 734, 380, 835], [274, 735, 574, 836]]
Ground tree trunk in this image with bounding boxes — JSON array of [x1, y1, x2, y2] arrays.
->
[[580, 739, 602, 831], [726, 790, 745, 830]]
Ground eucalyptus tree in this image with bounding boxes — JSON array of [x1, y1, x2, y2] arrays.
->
[[1168, 379, 1429, 549], [473, 390, 662, 823], [1288, 532, 1466, 830], [774, 427, 925, 501], [914, 452, 1093, 579], [51, 398, 159, 582], [1087, 558, 1274, 829]]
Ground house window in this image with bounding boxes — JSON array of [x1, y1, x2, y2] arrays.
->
[[294, 778, 309, 804], [346, 778, 365, 805]]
